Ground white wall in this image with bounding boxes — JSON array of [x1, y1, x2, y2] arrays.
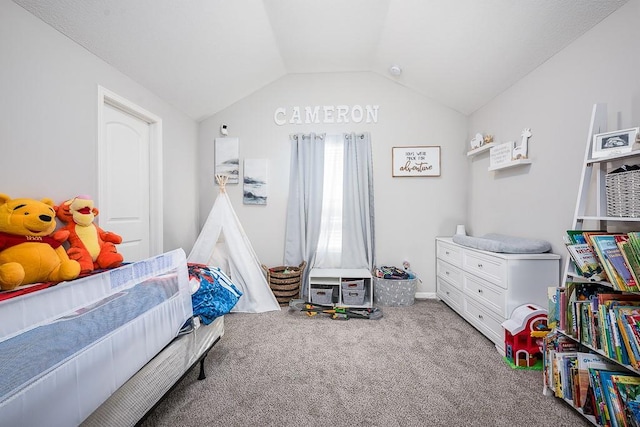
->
[[198, 72, 468, 295], [467, 0, 640, 276], [0, 0, 200, 254]]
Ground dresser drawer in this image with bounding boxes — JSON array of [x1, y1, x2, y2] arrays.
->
[[462, 250, 506, 288], [463, 297, 503, 345], [436, 240, 462, 267], [463, 273, 506, 317], [436, 259, 463, 290], [437, 276, 463, 311]]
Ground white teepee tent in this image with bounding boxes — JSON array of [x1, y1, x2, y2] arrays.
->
[[188, 175, 280, 313]]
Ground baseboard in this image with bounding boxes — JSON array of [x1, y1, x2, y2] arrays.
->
[[414, 292, 436, 299]]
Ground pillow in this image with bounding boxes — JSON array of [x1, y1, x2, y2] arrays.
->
[[451, 233, 551, 254]]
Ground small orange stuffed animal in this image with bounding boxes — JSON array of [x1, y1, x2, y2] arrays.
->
[[54, 195, 123, 274]]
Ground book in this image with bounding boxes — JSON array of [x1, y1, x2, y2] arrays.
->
[[567, 243, 605, 280], [591, 234, 626, 290], [606, 245, 638, 292], [611, 375, 640, 427], [599, 370, 630, 427], [619, 236, 640, 292], [567, 229, 590, 245]]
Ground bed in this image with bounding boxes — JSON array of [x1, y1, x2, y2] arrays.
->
[[0, 249, 225, 427]]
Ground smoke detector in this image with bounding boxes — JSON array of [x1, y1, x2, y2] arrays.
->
[[389, 65, 402, 77]]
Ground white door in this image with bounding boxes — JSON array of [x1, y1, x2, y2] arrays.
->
[[101, 103, 151, 262]]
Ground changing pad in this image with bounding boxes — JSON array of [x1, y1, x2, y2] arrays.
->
[[452, 233, 551, 254]]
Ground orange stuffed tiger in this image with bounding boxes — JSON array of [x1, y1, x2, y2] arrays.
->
[[53, 195, 123, 274]]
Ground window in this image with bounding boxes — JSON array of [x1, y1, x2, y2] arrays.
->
[[314, 134, 343, 268]]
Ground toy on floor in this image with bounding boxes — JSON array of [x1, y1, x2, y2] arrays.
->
[[54, 195, 123, 274], [0, 194, 81, 290], [502, 304, 549, 369], [288, 299, 383, 320]]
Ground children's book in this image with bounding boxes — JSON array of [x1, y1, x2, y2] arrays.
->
[[592, 234, 626, 290], [617, 235, 640, 292], [576, 353, 618, 410], [612, 374, 640, 427], [567, 229, 590, 245], [599, 370, 630, 427], [606, 245, 637, 292], [567, 243, 606, 280]]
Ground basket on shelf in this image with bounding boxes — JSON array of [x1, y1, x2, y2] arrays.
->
[[261, 261, 306, 305], [606, 169, 640, 218]]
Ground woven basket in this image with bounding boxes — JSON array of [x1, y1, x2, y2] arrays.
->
[[262, 261, 306, 305], [606, 169, 640, 217]]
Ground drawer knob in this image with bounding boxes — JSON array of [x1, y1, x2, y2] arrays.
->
[[478, 314, 484, 320], [445, 251, 450, 255], [445, 271, 450, 275], [446, 291, 450, 295], [477, 263, 483, 268], [477, 289, 483, 294]]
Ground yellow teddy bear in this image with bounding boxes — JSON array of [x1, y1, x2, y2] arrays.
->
[[0, 194, 81, 290]]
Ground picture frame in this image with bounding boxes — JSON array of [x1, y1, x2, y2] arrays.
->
[[392, 146, 441, 177], [214, 137, 239, 183], [592, 128, 639, 159], [243, 159, 267, 205]]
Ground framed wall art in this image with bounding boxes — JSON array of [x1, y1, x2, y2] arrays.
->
[[392, 146, 441, 177], [214, 137, 239, 183], [243, 159, 267, 205], [592, 128, 639, 159]]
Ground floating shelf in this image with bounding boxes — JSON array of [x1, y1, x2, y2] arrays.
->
[[466, 143, 495, 157], [488, 158, 532, 171]]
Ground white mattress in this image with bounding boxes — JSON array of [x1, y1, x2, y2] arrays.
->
[[0, 249, 193, 427]]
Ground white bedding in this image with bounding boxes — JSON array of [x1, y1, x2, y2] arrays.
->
[[0, 249, 193, 427]]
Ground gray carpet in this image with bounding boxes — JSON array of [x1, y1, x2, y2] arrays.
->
[[141, 299, 589, 426]]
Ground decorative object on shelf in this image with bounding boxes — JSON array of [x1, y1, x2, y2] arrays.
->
[[502, 304, 548, 369], [484, 134, 494, 144], [392, 146, 441, 177], [489, 141, 515, 169], [592, 127, 639, 159], [243, 159, 267, 205], [214, 137, 239, 184], [455, 224, 466, 236], [512, 128, 532, 160], [470, 133, 484, 150]]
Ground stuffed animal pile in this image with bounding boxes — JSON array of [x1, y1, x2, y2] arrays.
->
[[0, 193, 124, 290], [0, 194, 81, 290]]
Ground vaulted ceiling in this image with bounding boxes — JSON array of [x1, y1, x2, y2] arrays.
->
[[13, 0, 628, 121]]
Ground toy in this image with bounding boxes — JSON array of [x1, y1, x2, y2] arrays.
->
[[0, 194, 81, 290], [502, 304, 549, 368], [512, 128, 532, 160], [469, 133, 484, 150], [54, 195, 123, 274]]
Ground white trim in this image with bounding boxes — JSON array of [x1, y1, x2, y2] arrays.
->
[[415, 292, 436, 299], [97, 85, 164, 256]]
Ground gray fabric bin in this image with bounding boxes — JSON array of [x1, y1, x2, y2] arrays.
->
[[373, 275, 417, 306]]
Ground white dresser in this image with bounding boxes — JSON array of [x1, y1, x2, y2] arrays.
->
[[435, 237, 560, 349]]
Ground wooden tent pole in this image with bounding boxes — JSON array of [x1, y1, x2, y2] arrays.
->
[[215, 174, 228, 193]]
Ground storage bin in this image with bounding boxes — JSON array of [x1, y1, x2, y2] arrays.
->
[[262, 261, 306, 305], [606, 169, 640, 217], [341, 279, 365, 290], [310, 287, 333, 305], [374, 274, 418, 306], [342, 289, 366, 305]]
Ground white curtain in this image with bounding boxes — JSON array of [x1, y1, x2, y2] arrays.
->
[[283, 133, 325, 293]]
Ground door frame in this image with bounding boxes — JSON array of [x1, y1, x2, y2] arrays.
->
[[97, 85, 164, 256]]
